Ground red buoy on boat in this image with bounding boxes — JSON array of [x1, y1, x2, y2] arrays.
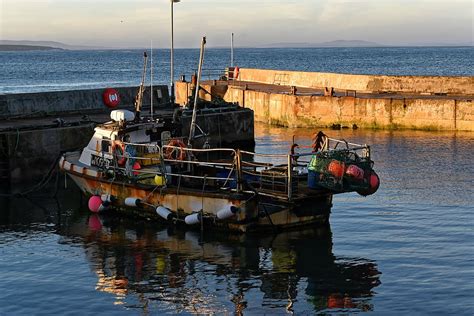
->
[[132, 162, 141, 176], [102, 88, 121, 108], [369, 172, 380, 190], [357, 171, 380, 196]]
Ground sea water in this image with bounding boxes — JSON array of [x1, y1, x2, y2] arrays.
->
[[0, 47, 473, 314], [1, 46, 473, 94]]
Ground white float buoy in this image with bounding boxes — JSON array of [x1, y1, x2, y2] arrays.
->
[[156, 206, 174, 221], [216, 205, 240, 220], [101, 194, 114, 203], [125, 197, 142, 207], [185, 213, 201, 225]]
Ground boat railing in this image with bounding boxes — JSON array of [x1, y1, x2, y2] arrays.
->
[[99, 137, 370, 201]]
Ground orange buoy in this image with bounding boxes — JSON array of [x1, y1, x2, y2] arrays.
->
[[328, 160, 344, 178], [102, 88, 121, 108]]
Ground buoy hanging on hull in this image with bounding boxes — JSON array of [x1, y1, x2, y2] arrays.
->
[[89, 195, 115, 213], [216, 205, 240, 220], [185, 213, 202, 225], [156, 206, 175, 221], [88, 196, 102, 213], [125, 197, 144, 208], [101, 194, 114, 203]]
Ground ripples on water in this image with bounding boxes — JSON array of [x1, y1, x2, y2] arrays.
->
[[1, 46, 473, 93], [0, 127, 473, 314]]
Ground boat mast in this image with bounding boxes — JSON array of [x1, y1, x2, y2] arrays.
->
[[231, 32, 234, 67], [150, 41, 153, 120], [188, 36, 206, 148], [134, 51, 148, 121]]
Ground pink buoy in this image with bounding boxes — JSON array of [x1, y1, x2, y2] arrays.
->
[[345, 165, 364, 180], [88, 195, 102, 213]]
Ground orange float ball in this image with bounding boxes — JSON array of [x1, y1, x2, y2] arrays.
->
[[328, 160, 344, 178]]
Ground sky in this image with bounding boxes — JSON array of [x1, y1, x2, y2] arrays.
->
[[0, 0, 473, 48]]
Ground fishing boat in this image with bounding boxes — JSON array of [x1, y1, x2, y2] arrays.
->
[[59, 38, 379, 233], [59, 121, 379, 232]]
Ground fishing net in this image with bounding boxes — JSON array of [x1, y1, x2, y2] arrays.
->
[[308, 149, 373, 192]]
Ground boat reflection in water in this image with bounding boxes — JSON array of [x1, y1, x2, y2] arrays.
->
[[62, 212, 381, 314]]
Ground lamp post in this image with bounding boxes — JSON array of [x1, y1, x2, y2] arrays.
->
[[170, 0, 180, 104]]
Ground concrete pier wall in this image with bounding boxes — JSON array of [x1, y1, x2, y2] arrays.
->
[[0, 86, 170, 119], [237, 68, 474, 95], [222, 89, 473, 130], [175, 69, 473, 131]]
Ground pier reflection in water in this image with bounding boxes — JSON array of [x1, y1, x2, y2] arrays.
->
[[63, 212, 380, 314]]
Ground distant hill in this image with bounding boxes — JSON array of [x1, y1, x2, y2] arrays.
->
[[0, 40, 108, 50], [0, 44, 63, 51], [259, 40, 386, 48]]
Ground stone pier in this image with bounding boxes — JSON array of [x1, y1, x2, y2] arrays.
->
[[175, 68, 474, 131]]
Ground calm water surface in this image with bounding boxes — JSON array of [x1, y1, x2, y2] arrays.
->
[[1, 46, 473, 94], [1, 125, 473, 315]]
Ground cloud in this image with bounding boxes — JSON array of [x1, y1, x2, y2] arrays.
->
[[1, 0, 472, 47]]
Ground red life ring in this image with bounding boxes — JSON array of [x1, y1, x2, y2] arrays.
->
[[234, 66, 239, 79], [164, 139, 187, 160], [102, 88, 121, 108], [112, 141, 126, 166]]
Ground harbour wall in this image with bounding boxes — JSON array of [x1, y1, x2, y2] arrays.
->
[[0, 86, 170, 118], [223, 89, 473, 131], [237, 68, 474, 95], [175, 69, 474, 131]]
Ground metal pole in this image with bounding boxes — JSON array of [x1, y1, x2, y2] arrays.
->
[[150, 40, 153, 120], [170, 0, 180, 104], [287, 154, 292, 200], [188, 36, 206, 148], [231, 32, 234, 67], [236, 149, 242, 193]]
